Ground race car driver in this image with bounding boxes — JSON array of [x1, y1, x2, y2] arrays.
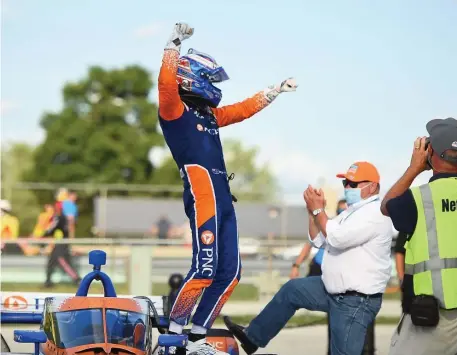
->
[[158, 22, 297, 354]]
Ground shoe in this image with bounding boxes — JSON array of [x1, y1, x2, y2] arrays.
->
[[186, 338, 229, 355], [158, 338, 227, 355], [158, 345, 185, 355], [223, 316, 258, 355]]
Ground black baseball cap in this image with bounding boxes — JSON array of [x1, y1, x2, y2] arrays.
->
[[426, 117, 457, 163]]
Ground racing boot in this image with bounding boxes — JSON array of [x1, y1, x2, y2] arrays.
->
[[223, 316, 258, 354], [186, 338, 229, 355], [158, 345, 186, 355]]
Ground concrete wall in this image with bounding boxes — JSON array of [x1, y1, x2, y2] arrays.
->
[[94, 197, 309, 238]]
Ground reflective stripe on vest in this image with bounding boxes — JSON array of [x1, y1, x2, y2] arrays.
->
[[404, 184, 447, 306], [405, 257, 457, 275]]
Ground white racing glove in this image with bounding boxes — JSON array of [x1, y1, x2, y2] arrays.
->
[[263, 77, 298, 102], [165, 22, 194, 52]]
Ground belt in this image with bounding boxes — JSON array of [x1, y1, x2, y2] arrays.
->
[[334, 291, 383, 298]]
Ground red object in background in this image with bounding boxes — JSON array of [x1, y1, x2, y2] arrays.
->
[[54, 202, 63, 214]]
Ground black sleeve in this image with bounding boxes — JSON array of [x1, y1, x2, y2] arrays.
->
[[394, 232, 408, 254], [386, 189, 418, 235]]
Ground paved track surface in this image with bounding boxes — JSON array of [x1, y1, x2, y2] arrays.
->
[[2, 324, 396, 354]]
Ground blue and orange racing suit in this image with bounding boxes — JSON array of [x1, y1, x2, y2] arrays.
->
[[158, 49, 273, 330]]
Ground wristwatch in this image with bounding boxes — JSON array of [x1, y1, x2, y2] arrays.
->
[[312, 208, 324, 216], [292, 263, 300, 268]]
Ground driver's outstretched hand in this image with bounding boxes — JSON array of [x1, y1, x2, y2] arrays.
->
[[278, 77, 298, 92]]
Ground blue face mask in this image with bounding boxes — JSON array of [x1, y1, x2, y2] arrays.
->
[[344, 188, 362, 206], [344, 183, 373, 206], [337, 208, 345, 215]]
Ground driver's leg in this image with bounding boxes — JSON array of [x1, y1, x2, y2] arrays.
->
[[191, 206, 240, 330], [168, 165, 219, 335]]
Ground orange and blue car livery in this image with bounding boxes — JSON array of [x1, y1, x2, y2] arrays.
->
[[2, 250, 240, 355], [39, 296, 148, 355], [158, 49, 272, 329], [6, 250, 152, 355]]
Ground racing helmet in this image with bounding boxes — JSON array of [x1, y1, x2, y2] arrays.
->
[[177, 48, 229, 108]]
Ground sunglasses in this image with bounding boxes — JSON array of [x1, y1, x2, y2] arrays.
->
[[342, 179, 369, 188]]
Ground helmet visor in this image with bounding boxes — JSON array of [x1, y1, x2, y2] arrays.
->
[[187, 48, 217, 63], [207, 67, 229, 83], [187, 48, 229, 83]]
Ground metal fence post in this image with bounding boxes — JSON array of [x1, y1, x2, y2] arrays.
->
[[128, 243, 153, 296], [99, 187, 108, 238], [280, 202, 288, 247]]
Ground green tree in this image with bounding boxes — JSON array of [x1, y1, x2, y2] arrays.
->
[[25, 65, 175, 236], [30, 65, 164, 184], [222, 138, 278, 201], [1, 142, 41, 235]]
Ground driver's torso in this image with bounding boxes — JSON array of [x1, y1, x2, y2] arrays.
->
[[159, 104, 232, 200]]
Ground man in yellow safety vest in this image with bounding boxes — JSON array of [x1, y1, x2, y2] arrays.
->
[[381, 117, 457, 355]]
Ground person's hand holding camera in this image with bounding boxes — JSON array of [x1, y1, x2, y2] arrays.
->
[[409, 136, 431, 176]]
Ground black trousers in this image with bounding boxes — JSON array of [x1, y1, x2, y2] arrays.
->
[[45, 244, 79, 283], [307, 259, 375, 355]]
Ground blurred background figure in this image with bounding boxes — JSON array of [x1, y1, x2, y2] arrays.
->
[[0, 200, 20, 254], [335, 199, 348, 215], [43, 201, 81, 288], [62, 190, 78, 239], [14, 203, 57, 257], [1, 200, 19, 240], [55, 188, 68, 209], [31, 204, 55, 238], [150, 214, 172, 243]]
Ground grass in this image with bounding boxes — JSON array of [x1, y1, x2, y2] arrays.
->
[[214, 314, 401, 327], [0, 282, 259, 301]]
